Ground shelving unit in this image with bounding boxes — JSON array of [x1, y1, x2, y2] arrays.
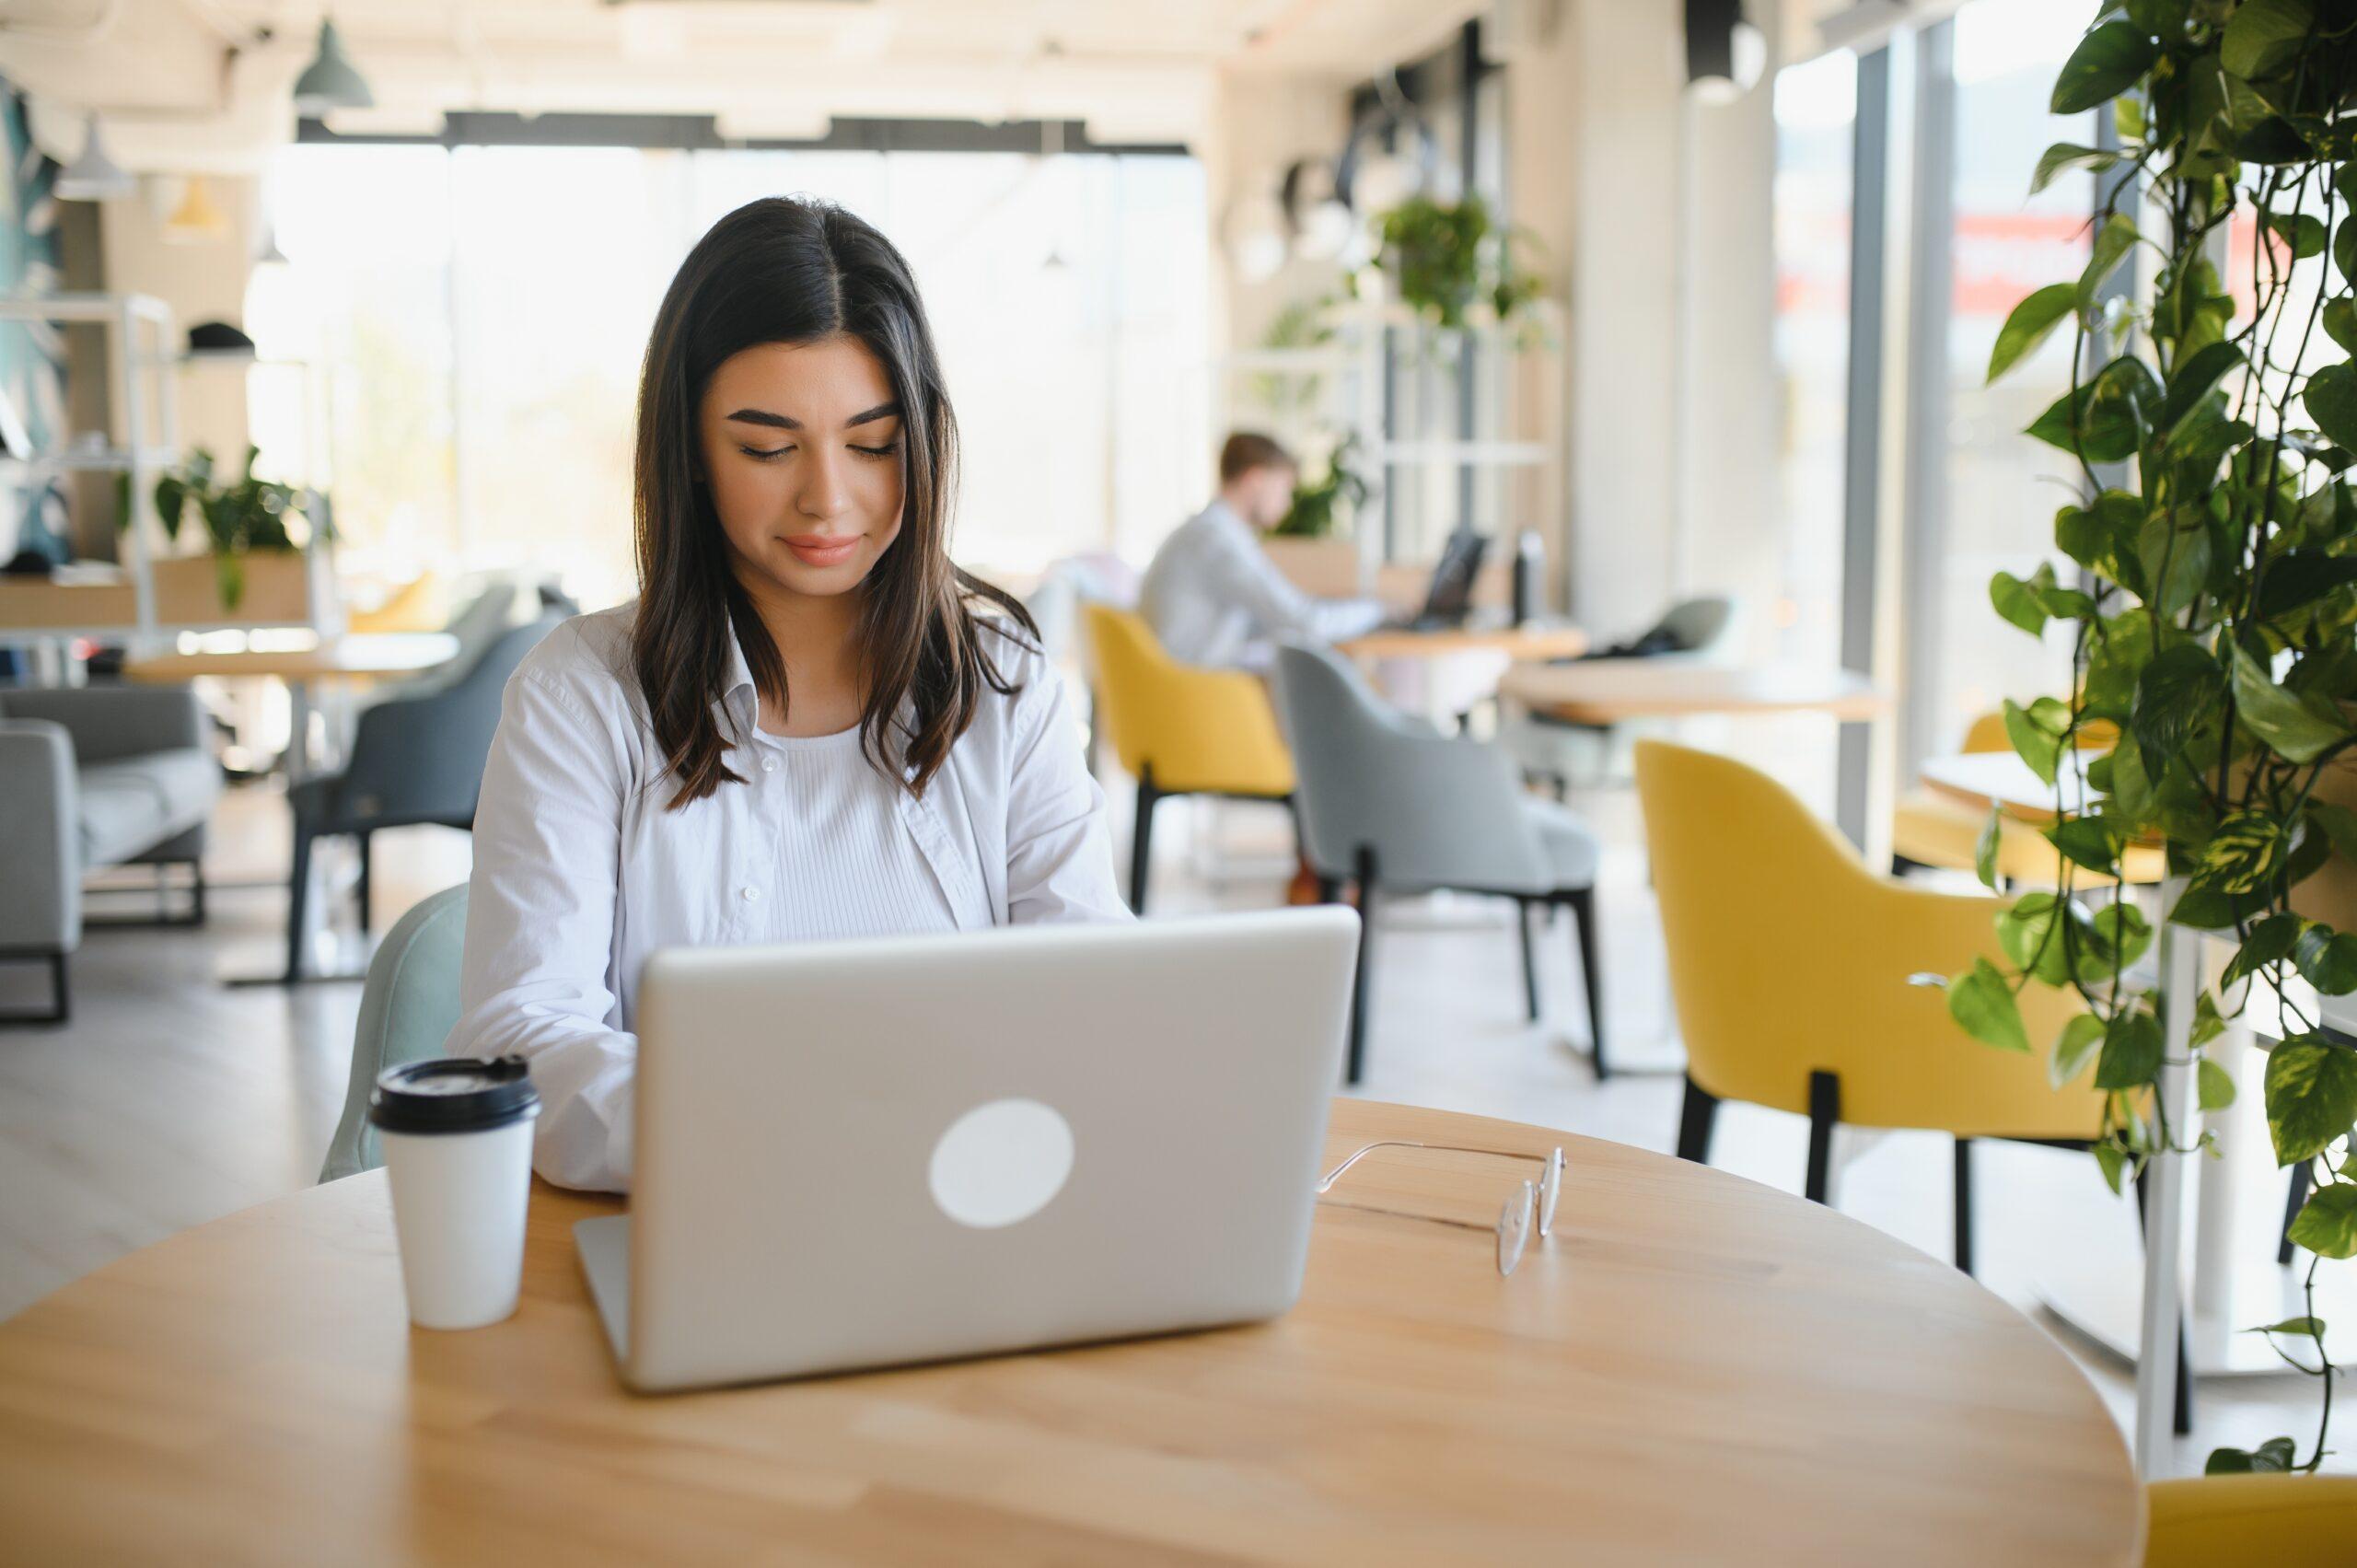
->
[[0, 294, 330, 654]]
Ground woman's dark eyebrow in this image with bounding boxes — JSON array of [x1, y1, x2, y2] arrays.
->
[[724, 401, 901, 431]]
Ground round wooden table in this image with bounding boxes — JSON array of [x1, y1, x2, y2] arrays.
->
[[0, 1100, 2141, 1564]]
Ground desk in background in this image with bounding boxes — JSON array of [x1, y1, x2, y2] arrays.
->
[[0, 1098, 2140, 1564]]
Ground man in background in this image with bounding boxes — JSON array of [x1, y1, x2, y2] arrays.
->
[[1140, 432, 1385, 670]]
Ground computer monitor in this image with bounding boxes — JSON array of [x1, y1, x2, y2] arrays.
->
[[1417, 528, 1489, 627]]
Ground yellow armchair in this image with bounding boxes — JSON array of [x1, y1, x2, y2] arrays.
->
[[1635, 739, 2105, 1274], [2144, 1474, 2357, 1567], [1082, 606, 1295, 912]]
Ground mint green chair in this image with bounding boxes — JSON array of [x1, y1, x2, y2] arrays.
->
[[318, 884, 470, 1182]]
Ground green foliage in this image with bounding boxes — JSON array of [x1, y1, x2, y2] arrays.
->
[[1968, 0, 2357, 1474], [1271, 433, 1371, 540], [1371, 194, 1546, 336], [122, 445, 323, 612]]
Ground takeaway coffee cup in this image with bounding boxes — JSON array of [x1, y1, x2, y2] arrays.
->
[[369, 1057, 540, 1330]]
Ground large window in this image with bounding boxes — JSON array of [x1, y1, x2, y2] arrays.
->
[[254, 137, 1208, 610], [1917, 0, 2098, 757]]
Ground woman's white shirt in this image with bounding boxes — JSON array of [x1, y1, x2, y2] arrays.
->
[[445, 603, 1131, 1191]]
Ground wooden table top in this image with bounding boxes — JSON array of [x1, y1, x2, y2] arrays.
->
[[0, 1098, 2139, 1565], [1338, 622, 1589, 661], [1498, 660, 1888, 725], [122, 631, 459, 683], [1919, 749, 2106, 825]]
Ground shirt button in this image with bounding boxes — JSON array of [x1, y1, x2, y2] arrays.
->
[[741, 886, 761, 903], [761, 756, 777, 773]]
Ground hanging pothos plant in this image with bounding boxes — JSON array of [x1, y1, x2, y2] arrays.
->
[[1369, 193, 1549, 344], [1940, 0, 2356, 1474]]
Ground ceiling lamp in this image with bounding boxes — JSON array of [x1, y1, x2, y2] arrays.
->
[[53, 114, 134, 202], [165, 176, 229, 242], [1687, 0, 1768, 106], [294, 18, 375, 117]]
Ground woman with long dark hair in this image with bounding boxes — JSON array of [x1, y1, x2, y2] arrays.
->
[[448, 196, 1128, 1191]]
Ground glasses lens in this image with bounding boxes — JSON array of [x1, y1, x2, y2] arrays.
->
[[1538, 1147, 1563, 1237], [1497, 1180, 1535, 1276]]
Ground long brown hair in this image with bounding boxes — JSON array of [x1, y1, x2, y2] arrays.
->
[[631, 196, 1035, 807]]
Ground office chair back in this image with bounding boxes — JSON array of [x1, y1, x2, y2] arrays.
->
[[1635, 738, 2098, 1136], [1272, 640, 1549, 893], [319, 884, 470, 1181], [337, 613, 564, 827], [1081, 604, 1294, 796]]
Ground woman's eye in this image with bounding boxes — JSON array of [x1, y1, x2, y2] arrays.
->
[[740, 445, 793, 460], [852, 442, 900, 460]]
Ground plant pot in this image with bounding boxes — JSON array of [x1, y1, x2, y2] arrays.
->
[[151, 551, 316, 627]]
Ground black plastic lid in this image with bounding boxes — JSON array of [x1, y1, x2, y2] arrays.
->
[[368, 1057, 540, 1135]]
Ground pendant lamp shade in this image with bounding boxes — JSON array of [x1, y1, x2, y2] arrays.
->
[[165, 175, 229, 241], [54, 114, 134, 202], [294, 19, 374, 115]]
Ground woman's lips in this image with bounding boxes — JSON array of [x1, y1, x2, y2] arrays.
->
[[783, 533, 862, 567]]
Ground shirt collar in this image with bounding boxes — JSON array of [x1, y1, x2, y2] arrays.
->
[[720, 626, 761, 741]]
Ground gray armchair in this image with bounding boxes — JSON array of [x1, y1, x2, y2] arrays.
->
[[281, 614, 562, 982], [0, 684, 222, 1024], [1271, 640, 1606, 1086]]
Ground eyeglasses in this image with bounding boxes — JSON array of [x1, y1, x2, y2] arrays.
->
[[1314, 1140, 1566, 1276]]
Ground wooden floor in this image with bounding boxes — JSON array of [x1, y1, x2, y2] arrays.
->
[[1, 772, 2346, 1479]]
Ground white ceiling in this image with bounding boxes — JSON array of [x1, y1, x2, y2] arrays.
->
[[0, 0, 1492, 171]]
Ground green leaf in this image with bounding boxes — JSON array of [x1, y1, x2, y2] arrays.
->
[[2206, 1435, 2300, 1474], [1987, 283, 2079, 383], [2305, 801, 2357, 864], [1949, 957, 2031, 1054], [2131, 643, 2226, 767], [1974, 806, 2002, 891], [2092, 901, 2154, 972], [2046, 816, 2124, 874], [2094, 1141, 2131, 1196], [2255, 548, 2357, 619], [2200, 809, 2288, 894], [2223, 911, 2305, 991], [1990, 568, 2050, 634], [2339, 216, 2357, 286], [2003, 696, 2070, 786], [2137, 506, 2212, 616], [2231, 643, 2352, 764], [2029, 142, 2118, 198], [2286, 1182, 2357, 1259], [2051, 1014, 2107, 1088], [2220, 0, 2314, 80], [2264, 212, 2327, 259], [2327, 300, 2357, 359], [2078, 214, 2142, 310], [2306, 362, 2357, 451], [2096, 1010, 2165, 1090], [2199, 1056, 2237, 1111], [2248, 1315, 2324, 1339], [2155, 341, 2244, 433], [2293, 924, 2357, 994], [2265, 1037, 2357, 1163], [2052, 20, 2161, 113]]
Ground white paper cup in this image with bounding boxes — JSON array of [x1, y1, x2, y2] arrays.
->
[[370, 1058, 540, 1331]]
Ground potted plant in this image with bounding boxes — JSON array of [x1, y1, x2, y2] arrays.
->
[[1272, 432, 1373, 540], [1369, 193, 1549, 344], [122, 444, 330, 615], [1945, 0, 2356, 1473]]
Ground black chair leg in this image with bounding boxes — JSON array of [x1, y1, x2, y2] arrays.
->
[[1954, 1137, 1976, 1277], [1516, 899, 1539, 1023], [1345, 846, 1377, 1086], [1130, 770, 1160, 915], [285, 826, 315, 983], [1565, 886, 1607, 1080], [1805, 1070, 1840, 1205], [2280, 1160, 2314, 1266], [189, 857, 207, 926], [0, 952, 70, 1026], [1676, 1075, 1718, 1165], [355, 831, 373, 938]]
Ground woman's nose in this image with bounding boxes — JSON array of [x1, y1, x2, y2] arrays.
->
[[795, 448, 853, 519]]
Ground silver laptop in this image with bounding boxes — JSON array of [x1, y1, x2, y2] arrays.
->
[[575, 906, 1360, 1393]]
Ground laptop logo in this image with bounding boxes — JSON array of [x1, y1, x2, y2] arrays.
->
[[927, 1098, 1074, 1229]]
